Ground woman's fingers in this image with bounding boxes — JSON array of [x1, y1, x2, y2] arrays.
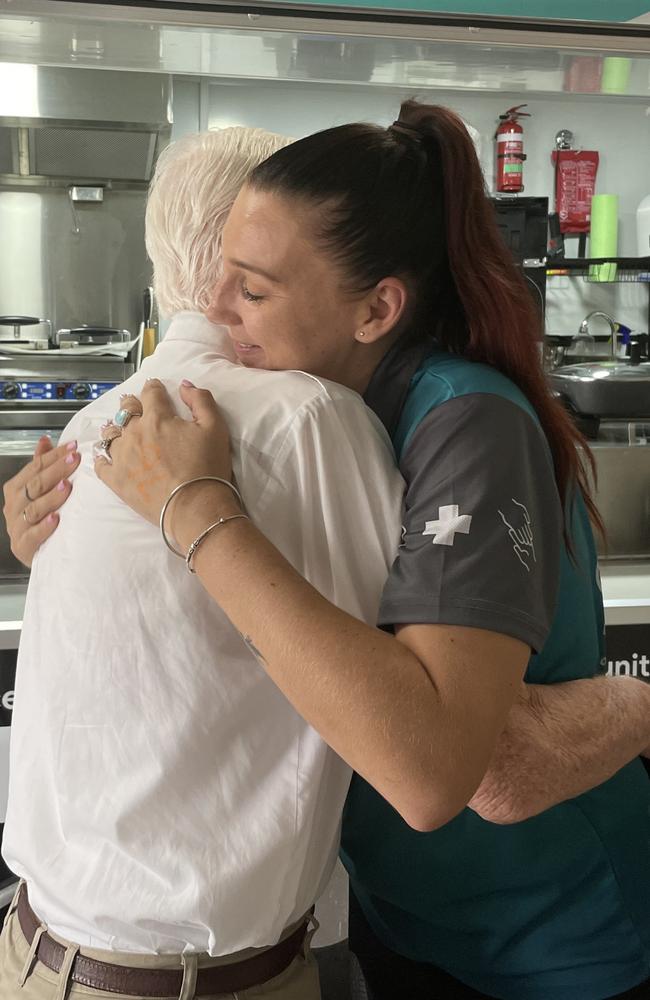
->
[[179, 380, 219, 427], [21, 443, 80, 511], [34, 435, 54, 460], [3, 441, 78, 515], [140, 378, 178, 421], [2, 440, 80, 568], [12, 511, 61, 568], [23, 474, 73, 525]]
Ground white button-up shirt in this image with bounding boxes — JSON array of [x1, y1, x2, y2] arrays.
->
[[3, 313, 403, 956]]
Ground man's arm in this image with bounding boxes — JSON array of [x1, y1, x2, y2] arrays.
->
[[469, 674, 650, 824]]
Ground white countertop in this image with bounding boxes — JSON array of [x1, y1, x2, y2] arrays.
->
[[0, 583, 27, 649], [599, 561, 650, 626], [0, 563, 647, 645]]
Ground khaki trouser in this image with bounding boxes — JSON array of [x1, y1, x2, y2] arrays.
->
[[0, 886, 321, 1000]]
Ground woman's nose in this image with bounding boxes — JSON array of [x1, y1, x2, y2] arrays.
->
[[206, 279, 229, 324]]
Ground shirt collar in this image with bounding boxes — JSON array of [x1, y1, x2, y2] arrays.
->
[[163, 312, 237, 361], [363, 337, 435, 437]]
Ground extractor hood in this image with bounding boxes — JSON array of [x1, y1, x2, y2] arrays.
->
[[0, 65, 172, 183]]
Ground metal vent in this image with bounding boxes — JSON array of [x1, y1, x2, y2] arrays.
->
[[31, 128, 158, 181]]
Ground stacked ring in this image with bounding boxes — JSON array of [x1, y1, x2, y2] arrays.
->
[[93, 438, 114, 464]]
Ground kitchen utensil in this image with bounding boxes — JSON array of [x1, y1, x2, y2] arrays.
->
[[142, 287, 156, 360]]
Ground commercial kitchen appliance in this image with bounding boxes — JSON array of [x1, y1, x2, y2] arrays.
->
[[0, 349, 135, 579]]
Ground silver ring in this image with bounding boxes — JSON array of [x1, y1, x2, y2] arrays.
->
[[93, 438, 113, 465], [24, 483, 36, 503]]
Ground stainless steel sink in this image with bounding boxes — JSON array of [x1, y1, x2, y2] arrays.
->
[[550, 361, 650, 418]]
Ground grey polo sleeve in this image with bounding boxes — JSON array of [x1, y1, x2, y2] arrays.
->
[[378, 392, 563, 652]]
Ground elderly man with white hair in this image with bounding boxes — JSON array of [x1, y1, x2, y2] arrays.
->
[[0, 126, 405, 1000]]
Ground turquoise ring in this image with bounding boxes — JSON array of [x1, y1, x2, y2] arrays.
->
[[114, 408, 134, 428]]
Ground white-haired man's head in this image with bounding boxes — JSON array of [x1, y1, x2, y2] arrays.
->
[[145, 127, 292, 318]]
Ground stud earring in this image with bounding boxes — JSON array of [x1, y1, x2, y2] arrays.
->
[[357, 329, 366, 338]]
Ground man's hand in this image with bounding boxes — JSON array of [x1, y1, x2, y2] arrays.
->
[[2, 436, 80, 567]]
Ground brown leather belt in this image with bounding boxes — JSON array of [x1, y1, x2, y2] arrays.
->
[[16, 883, 310, 997]]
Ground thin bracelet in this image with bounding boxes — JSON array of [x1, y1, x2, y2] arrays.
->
[[186, 513, 250, 574], [160, 476, 245, 558]]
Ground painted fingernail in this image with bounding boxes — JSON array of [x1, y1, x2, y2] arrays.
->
[[65, 452, 76, 465], [57, 480, 66, 492], [66, 440, 77, 451], [181, 379, 195, 388], [47, 513, 57, 524]]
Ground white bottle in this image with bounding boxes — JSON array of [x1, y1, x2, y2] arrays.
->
[[637, 194, 650, 257]]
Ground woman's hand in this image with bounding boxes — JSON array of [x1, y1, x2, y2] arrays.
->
[[95, 379, 237, 534], [2, 436, 80, 567]]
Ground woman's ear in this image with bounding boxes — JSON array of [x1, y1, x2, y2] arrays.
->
[[354, 277, 408, 345]]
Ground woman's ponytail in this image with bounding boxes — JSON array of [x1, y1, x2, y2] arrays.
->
[[395, 100, 602, 539]]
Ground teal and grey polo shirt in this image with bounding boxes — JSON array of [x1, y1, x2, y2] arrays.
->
[[342, 343, 650, 1000]]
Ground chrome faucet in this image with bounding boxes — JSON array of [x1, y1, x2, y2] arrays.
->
[[578, 311, 618, 360]]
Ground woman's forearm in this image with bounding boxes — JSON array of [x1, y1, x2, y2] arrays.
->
[[469, 675, 650, 824], [173, 486, 512, 832]]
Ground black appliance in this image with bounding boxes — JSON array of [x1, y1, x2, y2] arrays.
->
[[490, 196, 548, 322]]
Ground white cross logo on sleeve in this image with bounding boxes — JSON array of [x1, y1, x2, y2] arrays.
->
[[422, 505, 472, 546]]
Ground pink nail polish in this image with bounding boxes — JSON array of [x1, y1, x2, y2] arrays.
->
[[57, 480, 65, 492], [47, 513, 57, 524], [65, 453, 76, 465], [66, 440, 77, 451], [181, 379, 195, 388]]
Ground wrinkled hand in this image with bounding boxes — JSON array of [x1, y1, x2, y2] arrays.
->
[[2, 436, 80, 567], [95, 379, 234, 528]]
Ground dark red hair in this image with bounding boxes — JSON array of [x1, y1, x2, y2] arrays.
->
[[250, 100, 601, 537]]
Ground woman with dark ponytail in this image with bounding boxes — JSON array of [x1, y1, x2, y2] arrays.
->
[[97, 102, 650, 1000]]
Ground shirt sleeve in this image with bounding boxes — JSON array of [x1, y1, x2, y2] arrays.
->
[[378, 392, 563, 652], [252, 392, 405, 628]]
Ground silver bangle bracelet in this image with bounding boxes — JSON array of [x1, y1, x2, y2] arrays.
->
[[186, 513, 249, 574], [159, 476, 245, 558]]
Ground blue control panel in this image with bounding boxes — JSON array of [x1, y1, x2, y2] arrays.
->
[[0, 380, 120, 402]]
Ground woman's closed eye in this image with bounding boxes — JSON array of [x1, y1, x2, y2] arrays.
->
[[241, 281, 265, 303]]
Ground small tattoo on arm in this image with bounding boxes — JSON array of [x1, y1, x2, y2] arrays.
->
[[242, 634, 268, 665]]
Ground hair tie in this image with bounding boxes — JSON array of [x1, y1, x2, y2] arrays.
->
[[389, 120, 423, 144]]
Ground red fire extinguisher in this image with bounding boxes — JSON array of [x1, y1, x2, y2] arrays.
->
[[495, 105, 530, 193]]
